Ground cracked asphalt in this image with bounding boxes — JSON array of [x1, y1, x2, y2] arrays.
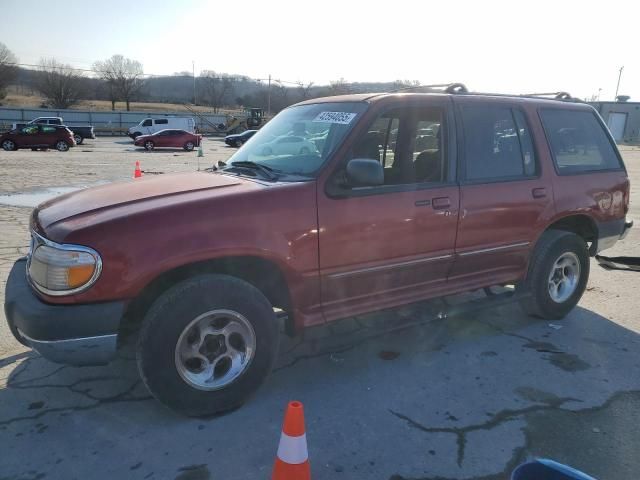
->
[[1, 139, 640, 480]]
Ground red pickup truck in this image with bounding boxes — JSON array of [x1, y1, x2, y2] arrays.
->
[[5, 87, 632, 416]]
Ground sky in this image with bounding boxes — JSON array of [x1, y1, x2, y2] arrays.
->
[[2, 0, 639, 101]]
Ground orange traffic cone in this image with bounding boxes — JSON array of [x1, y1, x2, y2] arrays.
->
[[134, 161, 142, 178], [272, 401, 311, 480]]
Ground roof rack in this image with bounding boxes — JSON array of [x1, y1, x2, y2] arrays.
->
[[523, 91, 574, 100], [392, 82, 469, 94], [389, 84, 581, 102]]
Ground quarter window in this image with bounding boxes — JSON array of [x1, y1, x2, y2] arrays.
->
[[155, 119, 169, 125], [461, 106, 536, 181], [540, 109, 622, 174]]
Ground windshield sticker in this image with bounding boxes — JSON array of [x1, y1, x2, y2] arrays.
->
[[312, 112, 357, 124]]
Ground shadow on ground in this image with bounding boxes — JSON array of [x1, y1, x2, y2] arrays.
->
[[1, 298, 639, 480]]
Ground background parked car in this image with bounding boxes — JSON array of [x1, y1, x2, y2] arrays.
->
[[1, 125, 75, 152], [11, 117, 96, 145], [224, 129, 257, 147], [259, 135, 317, 156], [128, 117, 195, 139], [134, 129, 202, 151]]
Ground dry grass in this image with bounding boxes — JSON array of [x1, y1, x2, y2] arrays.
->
[[1, 92, 241, 115]]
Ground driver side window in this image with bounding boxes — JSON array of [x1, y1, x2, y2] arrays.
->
[[142, 119, 152, 127], [350, 106, 446, 186]]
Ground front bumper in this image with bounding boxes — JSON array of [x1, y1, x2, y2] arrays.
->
[[4, 258, 125, 366]]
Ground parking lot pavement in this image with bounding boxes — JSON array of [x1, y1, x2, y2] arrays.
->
[[1, 141, 639, 480]]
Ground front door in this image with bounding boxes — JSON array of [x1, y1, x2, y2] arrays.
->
[[318, 101, 460, 321], [449, 98, 555, 285], [18, 126, 40, 147]]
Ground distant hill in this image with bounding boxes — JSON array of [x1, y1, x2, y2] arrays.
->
[[3, 67, 418, 113]]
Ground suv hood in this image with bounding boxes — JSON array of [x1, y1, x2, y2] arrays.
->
[[34, 172, 252, 232]]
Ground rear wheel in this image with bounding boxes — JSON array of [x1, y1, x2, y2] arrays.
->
[[144, 141, 155, 151], [55, 141, 69, 152], [2, 140, 16, 151], [73, 134, 83, 145], [519, 230, 589, 319], [184, 141, 195, 151], [137, 274, 279, 417]]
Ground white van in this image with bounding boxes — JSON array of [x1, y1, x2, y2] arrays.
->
[[128, 117, 195, 138]]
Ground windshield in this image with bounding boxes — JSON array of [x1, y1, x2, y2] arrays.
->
[[227, 102, 367, 176]]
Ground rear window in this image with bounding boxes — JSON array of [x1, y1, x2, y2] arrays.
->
[[540, 109, 622, 174]]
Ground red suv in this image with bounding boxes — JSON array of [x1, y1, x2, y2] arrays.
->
[[5, 86, 632, 416], [1, 124, 76, 151]]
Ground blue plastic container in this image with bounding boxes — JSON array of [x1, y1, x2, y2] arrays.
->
[[511, 459, 598, 480]]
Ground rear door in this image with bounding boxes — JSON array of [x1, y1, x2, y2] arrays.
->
[[449, 98, 555, 285], [39, 125, 57, 146], [318, 99, 460, 320]]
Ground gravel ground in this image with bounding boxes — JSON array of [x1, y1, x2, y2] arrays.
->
[[0, 138, 639, 480]]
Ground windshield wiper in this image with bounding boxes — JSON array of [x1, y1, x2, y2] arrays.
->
[[225, 161, 279, 180]]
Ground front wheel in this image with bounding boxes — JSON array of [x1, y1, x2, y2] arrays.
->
[[137, 274, 279, 417], [2, 140, 16, 151], [144, 141, 154, 151], [519, 230, 589, 320], [74, 134, 83, 145], [235, 140, 243, 148], [55, 141, 69, 152]]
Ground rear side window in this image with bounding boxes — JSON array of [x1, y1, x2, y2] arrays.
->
[[155, 119, 169, 125], [461, 106, 537, 181], [540, 109, 622, 174]]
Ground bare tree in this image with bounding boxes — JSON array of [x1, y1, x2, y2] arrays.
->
[[36, 58, 85, 109], [200, 71, 235, 113], [329, 78, 351, 96], [93, 55, 145, 111], [296, 81, 314, 101], [0, 42, 18, 101]]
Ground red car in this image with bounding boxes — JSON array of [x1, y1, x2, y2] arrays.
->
[[133, 129, 202, 151], [5, 86, 632, 417], [1, 124, 76, 152]]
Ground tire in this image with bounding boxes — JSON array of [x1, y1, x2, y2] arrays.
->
[[519, 230, 589, 320], [2, 140, 16, 151], [144, 141, 154, 151], [55, 141, 69, 152], [184, 141, 195, 151], [235, 140, 243, 148], [137, 274, 279, 417], [74, 134, 83, 145], [31, 148, 38, 151]]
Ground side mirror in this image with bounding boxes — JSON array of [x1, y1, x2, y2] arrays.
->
[[345, 158, 384, 187]]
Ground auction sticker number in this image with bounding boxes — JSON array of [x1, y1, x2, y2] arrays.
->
[[313, 112, 357, 124]]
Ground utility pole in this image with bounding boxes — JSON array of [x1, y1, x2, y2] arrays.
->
[[615, 66, 624, 100], [192, 60, 196, 105], [267, 74, 271, 116]]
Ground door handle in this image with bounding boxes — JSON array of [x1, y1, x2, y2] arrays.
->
[[432, 197, 451, 210], [532, 188, 547, 199]]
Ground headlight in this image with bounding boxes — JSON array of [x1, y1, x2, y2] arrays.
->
[[27, 233, 102, 296]]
